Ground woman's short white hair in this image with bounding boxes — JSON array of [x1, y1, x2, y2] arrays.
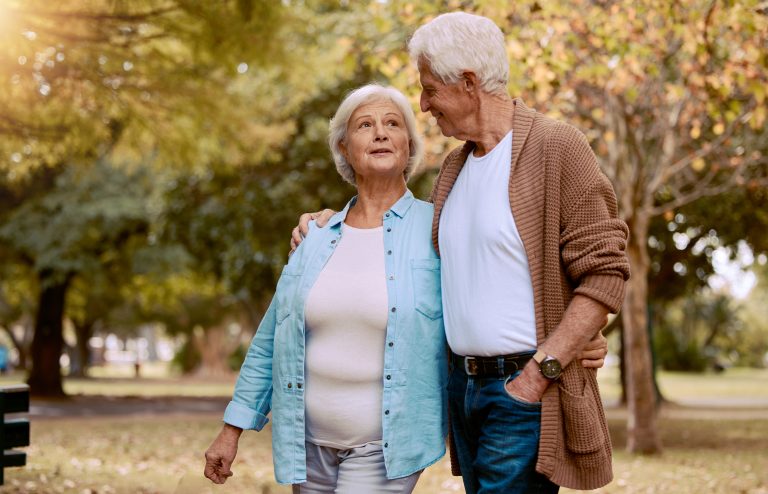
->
[[408, 12, 509, 95], [329, 84, 423, 186]]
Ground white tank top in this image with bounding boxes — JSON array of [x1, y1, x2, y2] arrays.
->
[[303, 224, 388, 448], [438, 131, 537, 356]]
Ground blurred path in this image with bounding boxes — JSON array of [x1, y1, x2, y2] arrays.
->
[[26, 395, 768, 420], [29, 395, 230, 420]]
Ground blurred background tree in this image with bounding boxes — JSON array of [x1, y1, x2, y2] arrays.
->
[[0, 0, 766, 459]]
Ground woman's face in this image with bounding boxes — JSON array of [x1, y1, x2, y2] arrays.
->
[[340, 99, 410, 184]]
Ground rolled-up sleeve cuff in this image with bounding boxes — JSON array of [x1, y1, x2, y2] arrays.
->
[[574, 274, 627, 314], [223, 401, 269, 431]]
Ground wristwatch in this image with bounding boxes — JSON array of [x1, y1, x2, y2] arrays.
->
[[533, 350, 562, 380]]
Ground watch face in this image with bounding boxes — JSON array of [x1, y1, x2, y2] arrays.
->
[[541, 359, 562, 379]]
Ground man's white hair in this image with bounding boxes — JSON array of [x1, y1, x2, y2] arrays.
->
[[329, 84, 423, 186], [408, 12, 509, 95]]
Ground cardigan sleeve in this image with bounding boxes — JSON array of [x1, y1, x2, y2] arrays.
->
[[557, 127, 630, 313]]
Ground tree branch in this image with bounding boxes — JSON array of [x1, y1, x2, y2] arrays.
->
[[650, 158, 768, 216], [648, 107, 754, 194], [14, 6, 178, 23]]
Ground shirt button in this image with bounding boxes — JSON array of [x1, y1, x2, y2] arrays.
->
[[388, 342, 393, 347], [385, 213, 390, 217], [297, 383, 302, 389], [384, 442, 389, 448], [389, 275, 394, 280], [385, 410, 390, 415], [386, 227, 391, 232], [331, 239, 336, 244], [391, 307, 396, 313], [387, 250, 392, 255], [287, 383, 292, 388], [386, 374, 391, 380]]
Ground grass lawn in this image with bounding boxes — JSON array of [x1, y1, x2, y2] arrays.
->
[[2, 414, 766, 494], [1, 366, 766, 493]]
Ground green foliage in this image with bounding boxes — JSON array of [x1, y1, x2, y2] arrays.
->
[[0, 161, 152, 282]]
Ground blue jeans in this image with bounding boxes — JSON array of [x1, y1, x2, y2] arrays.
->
[[448, 367, 559, 494]]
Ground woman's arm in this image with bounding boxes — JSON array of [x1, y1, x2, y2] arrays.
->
[[204, 424, 243, 484]]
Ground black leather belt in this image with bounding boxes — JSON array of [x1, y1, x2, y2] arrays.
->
[[451, 352, 534, 377]]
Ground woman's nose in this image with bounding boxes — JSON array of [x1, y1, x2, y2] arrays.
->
[[374, 124, 389, 141]]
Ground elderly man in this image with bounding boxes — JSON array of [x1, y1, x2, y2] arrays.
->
[[293, 12, 630, 494]]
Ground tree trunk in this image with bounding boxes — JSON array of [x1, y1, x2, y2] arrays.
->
[[1, 319, 30, 370], [621, 218, 662, 453], [70, 321, 94, 378], [192, 324, 237, 377], [27, 271, 71, 397]]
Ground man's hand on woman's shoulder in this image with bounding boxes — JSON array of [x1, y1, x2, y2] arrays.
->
[[290, 209, 336, 253]]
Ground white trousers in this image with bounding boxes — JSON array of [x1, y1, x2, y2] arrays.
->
[[292, 441, 422, 494]]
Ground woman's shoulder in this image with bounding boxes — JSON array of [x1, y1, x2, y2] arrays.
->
[[412, 198, 435, 215]]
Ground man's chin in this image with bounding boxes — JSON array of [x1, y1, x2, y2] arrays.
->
[[437, 124, 453, 137]]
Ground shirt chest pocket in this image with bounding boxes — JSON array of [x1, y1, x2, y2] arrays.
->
[[410, 258, 443, 320], [275, 266, 302, 324]]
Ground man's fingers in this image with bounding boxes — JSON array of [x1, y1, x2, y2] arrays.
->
[[584, 331, 608, 351], [290, 226, 303, 251], [581, 358, 605, 369], [298, 213, 315, 236], [317, 208, 335, 227]]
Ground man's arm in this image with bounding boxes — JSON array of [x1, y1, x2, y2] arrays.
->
[[506, 125, 629, 402], [505, 295, 609, 402]]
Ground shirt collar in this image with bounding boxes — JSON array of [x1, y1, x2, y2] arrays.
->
[[327, 189, 415, 228]]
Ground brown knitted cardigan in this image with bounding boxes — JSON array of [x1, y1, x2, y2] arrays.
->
[[430, 99, 630, 490]]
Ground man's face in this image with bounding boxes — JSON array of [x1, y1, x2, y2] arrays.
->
[[417, 60, 473, 139]]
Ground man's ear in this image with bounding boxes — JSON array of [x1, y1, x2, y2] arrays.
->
[[462, 71, 479, 92]]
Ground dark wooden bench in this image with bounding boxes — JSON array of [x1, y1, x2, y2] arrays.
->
[[0, 384, 30, 485]]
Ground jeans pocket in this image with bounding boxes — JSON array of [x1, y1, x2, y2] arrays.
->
[[502, 375, 542, 409]]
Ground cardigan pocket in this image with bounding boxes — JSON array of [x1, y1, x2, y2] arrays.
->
[[411, 258, 442, 320], [559, 378, 609, 468]]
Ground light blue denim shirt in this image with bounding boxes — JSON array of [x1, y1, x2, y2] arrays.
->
[[224, 189, 447, 484]]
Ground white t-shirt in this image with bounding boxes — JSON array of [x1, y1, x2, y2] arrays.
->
[[303, 224, 387, 449], [438, 131, 537, 356]]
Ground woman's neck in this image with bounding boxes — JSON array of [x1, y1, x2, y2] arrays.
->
[[345, 178, 406, 228]]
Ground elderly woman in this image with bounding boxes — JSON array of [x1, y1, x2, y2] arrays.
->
[[204, 84, 445, 493]]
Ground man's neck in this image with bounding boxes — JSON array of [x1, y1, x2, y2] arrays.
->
[[467, 94, 515, 157]]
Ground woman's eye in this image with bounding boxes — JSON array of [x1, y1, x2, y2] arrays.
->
[[387, 121, 398, 127], [360, 122, 371, 128]]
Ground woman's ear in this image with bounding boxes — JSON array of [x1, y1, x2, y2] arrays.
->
[[339, 140, 349, 161]]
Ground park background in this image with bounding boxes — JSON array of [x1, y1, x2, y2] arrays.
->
[[0, 0, 766, 492]]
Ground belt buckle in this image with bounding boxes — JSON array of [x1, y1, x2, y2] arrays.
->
[[464, 356, 478, 376], [507, 358, 519, 373]]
